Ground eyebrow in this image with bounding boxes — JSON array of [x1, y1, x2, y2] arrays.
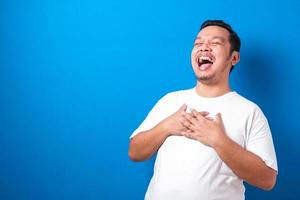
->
[[195, 36, 226, 42]]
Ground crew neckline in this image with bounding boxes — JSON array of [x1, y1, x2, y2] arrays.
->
[[192, 87, 237, 102]]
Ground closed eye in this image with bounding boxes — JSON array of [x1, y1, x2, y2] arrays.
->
[[194, 42, 204, 46], [211, 41, 222, 45]]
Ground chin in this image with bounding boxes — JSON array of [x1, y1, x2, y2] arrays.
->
[[196, 75, 213, 82], [196, 71, 214, 80]]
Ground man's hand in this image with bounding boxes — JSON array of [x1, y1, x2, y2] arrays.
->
[[181, 109, 277, 190], [160, 105, 209, 136], [181, 109, 227, 147], [159, 104, 188, 136], [129, 106, 213, 162]]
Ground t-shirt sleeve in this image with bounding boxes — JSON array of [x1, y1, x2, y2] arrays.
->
[[129, 93, 174, 139], [246, 107, 278, 172]]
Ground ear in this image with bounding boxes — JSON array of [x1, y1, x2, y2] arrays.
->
[[231, 51, 240, 66]]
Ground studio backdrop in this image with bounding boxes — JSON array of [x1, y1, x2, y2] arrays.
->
[[1, 0, 299, 199]]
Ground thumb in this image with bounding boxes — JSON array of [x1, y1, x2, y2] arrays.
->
[[178, 104, 187, 113], [215, 113, 223, 123]]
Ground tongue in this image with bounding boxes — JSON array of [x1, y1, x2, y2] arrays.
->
[[200, 63, 212, 71]]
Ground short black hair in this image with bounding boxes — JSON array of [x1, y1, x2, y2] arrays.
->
[[200, 20, 241, 53]]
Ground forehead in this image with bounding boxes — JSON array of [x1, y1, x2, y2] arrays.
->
[[197, 26, 230, 40]]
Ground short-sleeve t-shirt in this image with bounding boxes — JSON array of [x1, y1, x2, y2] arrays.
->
[[130, 88, 278, 200]]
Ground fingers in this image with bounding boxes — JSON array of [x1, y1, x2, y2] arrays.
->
[[181, 129, 194, 138], [181, 110, 207, 131], [181, 108, 211, 128], [182, 112, 197, 124], [214, 113, 222, 123], [198, 111, 210, 117], [206, 117, 214, 121], [178, 104, 187, 113], [179, 116, 193, 129], [177, 105, 209, 118], [190, 109, 209, 120], [175, 105, 219, 133]]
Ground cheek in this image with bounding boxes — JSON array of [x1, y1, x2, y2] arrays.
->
[[191, 47, 197, 56], [214, 48, 231, 60], [191, 48, 197, 61]]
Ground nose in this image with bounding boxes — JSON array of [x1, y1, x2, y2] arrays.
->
[[200, 42, 212, 52]]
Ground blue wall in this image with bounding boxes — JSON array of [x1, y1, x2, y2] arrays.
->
[[1, 0, 299, 199]]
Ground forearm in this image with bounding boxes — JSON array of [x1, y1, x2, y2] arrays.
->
[[128, 123, 170, 162], [214, 136, 277, 190]]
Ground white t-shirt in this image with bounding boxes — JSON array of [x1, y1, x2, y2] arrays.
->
[[130, 88, 278, 200]]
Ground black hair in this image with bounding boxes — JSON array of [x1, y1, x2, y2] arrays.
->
[[201, 20, 241, 53], [200, 20, 241, 71]]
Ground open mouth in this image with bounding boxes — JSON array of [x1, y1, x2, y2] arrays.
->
[[197, 56, 214, 70], [198, 56, 213, 66]]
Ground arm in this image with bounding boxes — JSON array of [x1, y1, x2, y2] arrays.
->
[[182, 110, 277, 190], [214, 135, 277, 190], [128, 104, 188, 161], [128, 122, 170, 162], [128, 105, 209, 161]]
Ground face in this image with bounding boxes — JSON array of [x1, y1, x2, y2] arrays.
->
[[191, 26, 240, 84]]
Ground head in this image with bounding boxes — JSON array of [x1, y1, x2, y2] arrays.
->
[[191, 20, 241, 84]]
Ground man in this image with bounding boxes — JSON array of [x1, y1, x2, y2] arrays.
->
[[128, 20, 278, 200]]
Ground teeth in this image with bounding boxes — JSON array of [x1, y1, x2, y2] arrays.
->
[[200, 56, 212, 62]]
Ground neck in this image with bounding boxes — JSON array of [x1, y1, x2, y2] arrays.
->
[[195, 80, 231, 97]]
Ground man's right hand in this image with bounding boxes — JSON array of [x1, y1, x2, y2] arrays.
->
[[158, 104, 200, 136], [129, 104, 209, 161], [157, 104, 188, 136]]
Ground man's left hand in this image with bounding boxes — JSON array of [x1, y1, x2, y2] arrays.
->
[[181, 109, 227, 148]]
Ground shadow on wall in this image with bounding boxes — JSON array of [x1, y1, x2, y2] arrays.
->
[[239, 44, 290, 150], [239, 44, 284, 123], [242, 45, 280, 106], [237, 43, 300, 199]]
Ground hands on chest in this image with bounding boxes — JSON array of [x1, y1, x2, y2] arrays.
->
[[160, 104, 227, 148]]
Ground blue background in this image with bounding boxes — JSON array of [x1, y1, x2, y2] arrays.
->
[[1, 0, 299, 199]]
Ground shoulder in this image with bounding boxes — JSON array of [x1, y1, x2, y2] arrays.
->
[[233, 93, 267, 119], [154, 88, 194, 109], [233, 93, 260, 109], [162, 88, 195, 100]]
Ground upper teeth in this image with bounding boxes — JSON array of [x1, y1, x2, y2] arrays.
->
[[200, 56, 212, 62]]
